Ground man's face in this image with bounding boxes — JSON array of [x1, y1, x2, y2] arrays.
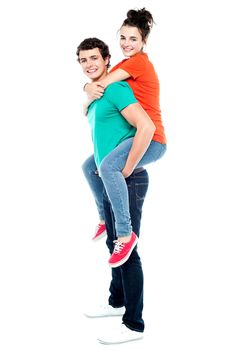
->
[[78, 48, 109, 81]]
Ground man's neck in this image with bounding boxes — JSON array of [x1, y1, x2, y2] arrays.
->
[[92, 72, 108, 83]]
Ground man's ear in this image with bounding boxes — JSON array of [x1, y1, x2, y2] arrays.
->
[[105, 57, 110, 67]]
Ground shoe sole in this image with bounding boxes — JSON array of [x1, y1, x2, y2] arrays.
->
[[108, 236, 138, 268], [83, 311, 124, 318], [83, 306, 125, 318], [98, 335, 143, 344], [92, 230, 107, 242]]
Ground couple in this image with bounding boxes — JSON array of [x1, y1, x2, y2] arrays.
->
[[76, 8, 167, 345]]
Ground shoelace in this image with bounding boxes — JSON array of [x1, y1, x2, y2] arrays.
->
[[113, 240, 125, 254]]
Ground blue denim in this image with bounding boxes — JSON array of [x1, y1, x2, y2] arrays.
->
[[82, 155, 105, 221], [99, 139, 166, 236], [103, 168, 149, 332]]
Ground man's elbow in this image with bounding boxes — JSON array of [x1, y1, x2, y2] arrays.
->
[[151, 123, 156, 134], [139, 126, 155, 141], [144, 122, 156, 136]]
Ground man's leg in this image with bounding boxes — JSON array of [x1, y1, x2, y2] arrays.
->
[[121, 169, 149, 332], [104, 168, 149, 331]]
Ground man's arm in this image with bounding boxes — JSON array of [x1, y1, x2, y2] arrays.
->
[[83, 99, 93, 116], [120, 103, 156, 178], [84, 69, 130, 100]]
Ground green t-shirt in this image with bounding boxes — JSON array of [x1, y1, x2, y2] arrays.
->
[[87, 82, 137, 167]]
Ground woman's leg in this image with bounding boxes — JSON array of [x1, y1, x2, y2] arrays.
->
[[99, 139, 166, 238], [82, 154, 105, 221]]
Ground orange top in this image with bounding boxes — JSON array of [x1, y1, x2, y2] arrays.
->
[[111, 52, 166, 144]]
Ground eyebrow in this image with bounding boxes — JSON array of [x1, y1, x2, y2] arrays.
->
[[80, 55, 99, 61], [120, 35, 138, 39]]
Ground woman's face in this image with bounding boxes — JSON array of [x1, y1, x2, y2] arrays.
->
[[119, 25, 144, 57]]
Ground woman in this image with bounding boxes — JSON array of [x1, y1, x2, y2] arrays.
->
[[81, 8, 167, 267]]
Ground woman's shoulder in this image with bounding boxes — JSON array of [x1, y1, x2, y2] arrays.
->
[[130, 52, 149, 63]]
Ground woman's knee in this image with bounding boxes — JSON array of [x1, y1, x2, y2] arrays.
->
[[99, 158, 108, 178], [82, 155, 96, 176]]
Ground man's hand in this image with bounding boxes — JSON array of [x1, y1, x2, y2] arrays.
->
[[122, 166, 134, 178], [84, 82, 105, 100]]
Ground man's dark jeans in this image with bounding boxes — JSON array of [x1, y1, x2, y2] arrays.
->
[[103, 168, 149, 332]]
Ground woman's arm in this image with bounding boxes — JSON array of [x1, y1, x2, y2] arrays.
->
[[84, 69, 130, 100], [100, 69, 130, 87], [120, 103, 156, 178]]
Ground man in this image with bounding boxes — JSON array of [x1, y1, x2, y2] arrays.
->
[[77, 38, 150, 344], [77, 37, 154, 268]]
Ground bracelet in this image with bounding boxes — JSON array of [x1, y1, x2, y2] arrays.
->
[[83, 83, 88, 91]]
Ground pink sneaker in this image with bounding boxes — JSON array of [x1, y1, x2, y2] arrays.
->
[[92, 223, 107, 241], [108, 232, 138, 268]]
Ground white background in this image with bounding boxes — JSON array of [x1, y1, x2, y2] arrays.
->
[[0, 0, 232, 349]]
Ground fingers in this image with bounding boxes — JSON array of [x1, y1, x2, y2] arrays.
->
[[93, 91, 104, 99], [92, 85, 104, 99], [96, 82, 105, 89], [86, 82, 105, 100]]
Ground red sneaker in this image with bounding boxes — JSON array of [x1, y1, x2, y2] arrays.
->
[[108, 232, 138, 268], [92, 223, 107, 241]]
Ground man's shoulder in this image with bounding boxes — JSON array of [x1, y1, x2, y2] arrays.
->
[[104, 82, 132, 99], [102, 81, 137, 109], [105, 81, 131, 93]]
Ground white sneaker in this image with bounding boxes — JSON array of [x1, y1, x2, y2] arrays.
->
[[97, 323, 143, 344], [83, 304, 125, 318]]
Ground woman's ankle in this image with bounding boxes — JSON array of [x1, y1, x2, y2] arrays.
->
[[117, 233, 132, 243]]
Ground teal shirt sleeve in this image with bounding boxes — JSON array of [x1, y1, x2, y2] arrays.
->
[[104, 82, 137, 111]]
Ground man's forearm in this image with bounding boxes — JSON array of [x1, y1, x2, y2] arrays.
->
[[122, 126, 155, 177]]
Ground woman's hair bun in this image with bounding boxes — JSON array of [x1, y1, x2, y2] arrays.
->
[[121, 7, 155, 41], [126, 8, 154, 28]]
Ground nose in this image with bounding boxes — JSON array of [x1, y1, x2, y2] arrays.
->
[[86, 59, 93, 69], [124, 39, 131, 46]]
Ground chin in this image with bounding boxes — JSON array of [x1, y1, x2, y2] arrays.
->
[[123, 51, 134, 58], [123, 53, 132, 58], [89, 74, 100, 80]]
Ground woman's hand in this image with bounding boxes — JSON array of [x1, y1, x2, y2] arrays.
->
[[84, 82, 105, 100]]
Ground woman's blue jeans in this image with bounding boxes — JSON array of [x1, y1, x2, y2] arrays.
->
[[82, 139, 166, 236], [103, 168, 149, 332]]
